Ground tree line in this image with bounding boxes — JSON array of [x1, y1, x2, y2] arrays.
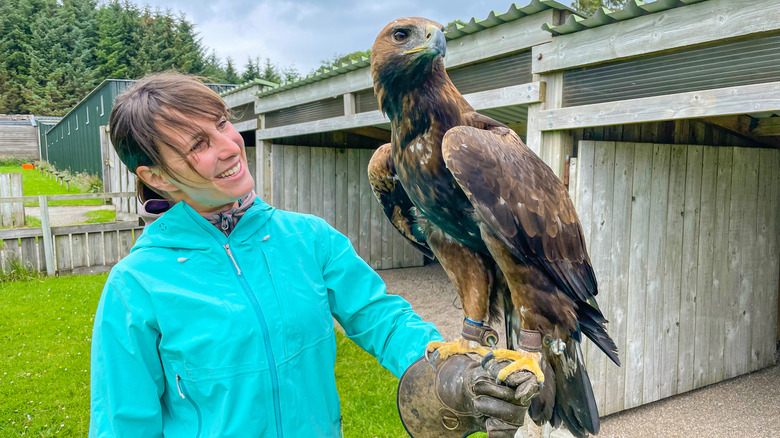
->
[[0, 0, 301, 116], [0, 0, 625, 116]]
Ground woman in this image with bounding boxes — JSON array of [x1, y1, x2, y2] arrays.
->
[[89, 72, 532, 438]]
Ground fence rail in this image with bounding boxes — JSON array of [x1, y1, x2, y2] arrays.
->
[[0, 192, 142, 276]]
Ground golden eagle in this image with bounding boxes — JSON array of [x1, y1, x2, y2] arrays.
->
[[368, 17, 620, 437]]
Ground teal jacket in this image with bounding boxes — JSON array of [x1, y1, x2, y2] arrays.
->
[[89, 199, 442, 437]]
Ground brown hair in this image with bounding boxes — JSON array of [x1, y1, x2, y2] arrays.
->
[[109, 72, 230, 202]]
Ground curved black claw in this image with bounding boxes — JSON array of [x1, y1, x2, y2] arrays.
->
[[481, 351, 496, 368], [428, 349, 441, 371]]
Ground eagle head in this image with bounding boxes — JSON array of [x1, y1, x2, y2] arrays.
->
[[371, 17, 447, 117]]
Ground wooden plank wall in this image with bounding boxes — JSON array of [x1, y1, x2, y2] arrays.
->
[[571, 119, 760, 149], [0, 125, 39, 159], [0, 221, 143, 275], [0, 173, 24, 227], [574, 141, 779, 416], [270, 144, 424, 270]]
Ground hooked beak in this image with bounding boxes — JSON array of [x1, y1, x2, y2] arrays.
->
[[403, 25, 446, 58]]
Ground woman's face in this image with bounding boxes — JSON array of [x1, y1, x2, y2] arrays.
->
[[155, 112, 255, 215]]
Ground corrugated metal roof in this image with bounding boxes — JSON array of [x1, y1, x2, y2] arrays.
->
[[542, 0, 708, 36], [219, 78, 277, 96], [0, 119, 33, 126], [254, 0, 577, 98]]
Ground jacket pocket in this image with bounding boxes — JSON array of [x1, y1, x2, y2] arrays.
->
[[176, 374, 202, 438], [167, 362, 276, 438]]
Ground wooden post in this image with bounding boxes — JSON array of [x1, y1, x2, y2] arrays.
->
[[343, 93, 356, 116], [254, 114, 272, 204], [38, 195, 55, 276], [526, 68, 569, 178]]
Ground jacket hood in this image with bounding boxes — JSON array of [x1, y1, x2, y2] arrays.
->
[[132, 198, 276, 251]]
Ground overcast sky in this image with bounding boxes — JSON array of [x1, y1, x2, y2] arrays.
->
[[135, 0, 538, 75]]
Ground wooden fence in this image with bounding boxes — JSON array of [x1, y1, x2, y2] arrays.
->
[[0, 124, 39, 159], [0, 173, 24, 227], [0, 192, 142, 276], [569, 141, 780, 417], [269, 144, 424, 270]]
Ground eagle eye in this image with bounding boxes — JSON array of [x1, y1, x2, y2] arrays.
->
[[392, 30, 409, 43]]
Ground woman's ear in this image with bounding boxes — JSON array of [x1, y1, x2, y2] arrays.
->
[[136, 165, 180, 194]]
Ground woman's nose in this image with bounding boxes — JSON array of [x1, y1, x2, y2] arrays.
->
[[214, 133, 241, 159]]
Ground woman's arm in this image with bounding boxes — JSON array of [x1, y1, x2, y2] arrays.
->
[[90, 276, 165, 438], [321, 221, 444, 377]]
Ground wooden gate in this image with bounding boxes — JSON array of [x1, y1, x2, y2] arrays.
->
[[0, 173, 24, 227], [100, 125, 141, 219], [570, 141, 780, 416]]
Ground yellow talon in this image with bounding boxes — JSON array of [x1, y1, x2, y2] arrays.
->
[[426, 339, 491, 361], [490, 348, 545, 383]]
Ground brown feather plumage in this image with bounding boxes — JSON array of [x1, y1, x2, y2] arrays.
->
[[369, 18, 619, 436]]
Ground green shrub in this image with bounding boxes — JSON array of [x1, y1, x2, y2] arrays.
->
[[72, 171, 103, 193]]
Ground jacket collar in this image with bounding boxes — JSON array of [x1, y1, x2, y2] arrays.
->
[[133, 197, 276, 251]]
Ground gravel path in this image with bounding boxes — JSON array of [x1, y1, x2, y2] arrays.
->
[[25, 205, 115, 227], [380, 263, 780, 438]]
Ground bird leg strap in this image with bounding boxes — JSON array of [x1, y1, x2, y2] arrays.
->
[[397, 355, 538, 438], [462, 318, 499, 347], [517, 329, 542, 352]]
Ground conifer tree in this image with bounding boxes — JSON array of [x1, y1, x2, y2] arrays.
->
[[224, 57, 240, 84], [260, 58, 281, 84], [241, 56, 261, 83]]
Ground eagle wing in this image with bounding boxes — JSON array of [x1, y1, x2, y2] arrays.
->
[[442, 123, 619, 365], [368, 143, 434, 259]]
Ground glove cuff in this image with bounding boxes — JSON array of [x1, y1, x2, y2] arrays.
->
[[397, 356, 483, 437]]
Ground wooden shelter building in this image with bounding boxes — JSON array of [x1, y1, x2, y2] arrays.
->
[[222, 0, 780, 423]]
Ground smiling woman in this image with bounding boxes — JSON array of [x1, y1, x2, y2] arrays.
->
[[109, 73, 255, 214], [88, 72, 449, 438]]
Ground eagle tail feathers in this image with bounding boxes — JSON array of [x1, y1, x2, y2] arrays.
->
[[548, 339, 600, 437], [578, 304, 621, 367]]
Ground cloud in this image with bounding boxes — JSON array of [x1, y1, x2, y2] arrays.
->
[[138, 0, 531, 75]]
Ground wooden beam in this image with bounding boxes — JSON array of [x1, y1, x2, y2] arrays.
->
[[468, 81, 545, 110], [232, 118, 257, 133], [344, 127, 391, 142], [257, 111, 387, 141], [702, 115, 780, 147], [443, 11, 553, 68], [254, 12, 553, 115], [0, 192, 136, 204], [257, 82, 545, 141], [223, 87, 260, 107], [751, 117, 780, 136], [38, 195, 54, 276], [534, 0, 780, 73], [536, 81, 780, 131]]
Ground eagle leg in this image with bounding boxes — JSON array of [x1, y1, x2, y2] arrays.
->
[[482, 349, 545, 384], [423, 228, 496, 360]]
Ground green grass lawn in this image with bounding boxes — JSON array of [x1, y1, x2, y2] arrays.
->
[[82, 210, 116, 224], [0, 166, 102, 207], [0, 274, 407, 437]]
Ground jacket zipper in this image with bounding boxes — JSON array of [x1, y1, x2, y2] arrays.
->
[[176, 374, 203, 438], [184, 206, 284, 437], [222, 242, 284, 437], [223, 244, 241, 275]]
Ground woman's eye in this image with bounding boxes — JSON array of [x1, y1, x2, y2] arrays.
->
[[393, 30, 408, 42], [218, 119, 227, 129], [190, 140, 207, 152]]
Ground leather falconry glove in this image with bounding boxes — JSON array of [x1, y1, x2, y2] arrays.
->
[[397, 352, 539, 437]]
